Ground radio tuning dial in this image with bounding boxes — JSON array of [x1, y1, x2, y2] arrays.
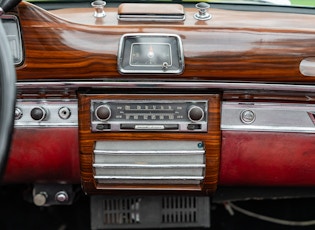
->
[[188, 106, 204, 122], [95, 104, 111, 121]]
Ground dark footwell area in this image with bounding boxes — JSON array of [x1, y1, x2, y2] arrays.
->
[[2, 185, 315, 230]]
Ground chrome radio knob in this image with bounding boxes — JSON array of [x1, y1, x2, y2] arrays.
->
[[30, 106, 47, 121], [188, 106, 204, 122], [95, 104, 111, 121]]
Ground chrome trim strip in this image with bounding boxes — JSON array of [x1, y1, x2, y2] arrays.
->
[[93, 164, 205, 168], [117, 15, 185, 22], [14, 99, 78, 127], [94, 176, 204, 180], [16, 81, 315, 92], [221, 102, 315, 133], [94, 150, 205, 155]]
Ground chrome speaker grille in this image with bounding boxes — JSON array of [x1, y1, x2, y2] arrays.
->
[[93, 141, 205, 185]]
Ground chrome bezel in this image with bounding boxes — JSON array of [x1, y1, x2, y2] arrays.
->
[[0, 14, 24, 66], [117, 33, 185, 74]]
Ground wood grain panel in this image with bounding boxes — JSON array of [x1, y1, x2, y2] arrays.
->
[[78, 92, 221, 194], [14, 2, 315, 82]]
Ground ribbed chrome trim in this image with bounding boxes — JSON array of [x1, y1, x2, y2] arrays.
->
[[16, 81, 315, 92], [93, 140, 205, 186]]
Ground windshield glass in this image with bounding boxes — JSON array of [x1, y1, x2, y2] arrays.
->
[[209, 0, 313, 7], [22, 0, 315, 8]]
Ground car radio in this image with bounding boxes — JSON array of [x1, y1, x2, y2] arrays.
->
[[91, 100, 208, 132]]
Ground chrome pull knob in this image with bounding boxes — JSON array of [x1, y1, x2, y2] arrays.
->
[[33, 192, 48, 206], [15, 107, 23, 120], [188, 106, 204, 122], [194, 2, 212, 21], [95, 104, 111, 121], [91, 0, 106, 18], [30, 106, 47, 121]]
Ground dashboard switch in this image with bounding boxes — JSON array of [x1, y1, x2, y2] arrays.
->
[[30, 106, 47, 121], [55, 191, 69, 203], [14, 107, 23, 120], [240, 110, 256, 124], [58, 107, 71, 120], [33, 192, 47, 206]]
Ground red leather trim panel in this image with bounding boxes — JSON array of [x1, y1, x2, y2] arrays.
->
[[220, 131, 315, 186], [3, 128, 80, 183]]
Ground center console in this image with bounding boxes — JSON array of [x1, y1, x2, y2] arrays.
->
[[78, 90, 221, 194]]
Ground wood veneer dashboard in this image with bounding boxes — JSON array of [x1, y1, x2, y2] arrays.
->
[[12, 2, 315, 81], [4, 1, 315, 195]]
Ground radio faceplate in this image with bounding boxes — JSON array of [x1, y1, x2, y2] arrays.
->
[[91, 100, 208, 132]]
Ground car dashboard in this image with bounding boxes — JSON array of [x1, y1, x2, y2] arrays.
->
[[2, 1, 315, 229]]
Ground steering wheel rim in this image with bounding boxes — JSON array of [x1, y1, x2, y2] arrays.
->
[[0, 18, 16, 180]]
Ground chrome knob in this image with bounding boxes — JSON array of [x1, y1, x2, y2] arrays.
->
[[33, 192, 47, 206], [30, 106, 47, 121], [95, 104, 111, 121], [91, 0, 106, 18], [194, 2, 212, 21], [55, 191, 69, 203], [15, 107, 23, 120], [188, 106, 204, 122]]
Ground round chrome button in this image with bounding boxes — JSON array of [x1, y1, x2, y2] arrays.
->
[[240, 110, 256, 124], [55, 191, 69, 203]]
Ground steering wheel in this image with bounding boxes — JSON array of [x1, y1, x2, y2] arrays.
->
[[0, 18, 16, 180]]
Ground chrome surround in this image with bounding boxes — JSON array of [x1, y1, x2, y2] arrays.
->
[[1, 14, 23, 66], [14, 99, 78, 127], [221, 102, 315, 133]]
